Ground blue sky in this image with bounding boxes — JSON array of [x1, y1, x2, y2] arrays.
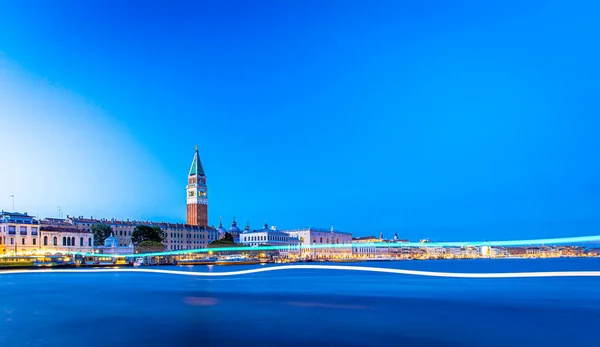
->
[[1, 1, 599, 240]]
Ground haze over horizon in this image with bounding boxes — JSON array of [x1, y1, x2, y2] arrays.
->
[[1, 1, 600, 240]]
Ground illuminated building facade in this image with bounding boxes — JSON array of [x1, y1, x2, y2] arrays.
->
[[239, 223, 300, 258], [0, 211, 40, 255], [351, 236, 390, 258], [38, 225, 94, 255], [281, 227, 352, 259], [68, 217, 211, 251], [0, 212, 94, 255]]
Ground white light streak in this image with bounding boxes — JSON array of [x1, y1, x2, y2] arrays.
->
[[2, 265, 600, 278]]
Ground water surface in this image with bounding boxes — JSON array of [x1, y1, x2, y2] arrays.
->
[[1, 258, 599, 347]]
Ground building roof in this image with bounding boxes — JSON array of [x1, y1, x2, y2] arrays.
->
[[1, 211, 30, 217], [189, 146, 205, 176], [1, 211, 36, 224], [40, 226, 91, 233], [280, 227, 352, 235]]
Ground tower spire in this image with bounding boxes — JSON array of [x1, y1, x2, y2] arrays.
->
[[189, 146, 205, 176]]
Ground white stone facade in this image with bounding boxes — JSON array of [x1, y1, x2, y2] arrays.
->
[[280, 227, 352, 260]]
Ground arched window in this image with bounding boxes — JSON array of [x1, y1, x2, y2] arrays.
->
[[44, 236, 48, 246], [53, 236, 57, 246], [88, 238, 92, 247], [63, 237, 66, 246], [72, 237, 75, 246], [320, 237, 323, 243], [80, 237, 84, 246]]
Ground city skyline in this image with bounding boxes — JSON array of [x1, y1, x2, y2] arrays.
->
[[2, 1, 600, 240]]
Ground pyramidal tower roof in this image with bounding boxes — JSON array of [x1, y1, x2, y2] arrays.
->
[[189, 146, 205, 176]]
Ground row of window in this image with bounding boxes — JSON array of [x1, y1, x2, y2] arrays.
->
[[3, 226, 38, 235], [0, 237, 36, 245], [168, 233, 206, 239], [242, 235, 290, 242], [312, 237, 341, 244], [169, 245, 205, 250], [0, 236, 92, 247]]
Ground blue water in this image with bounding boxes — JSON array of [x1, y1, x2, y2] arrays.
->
[[1, 258, 599, 347]]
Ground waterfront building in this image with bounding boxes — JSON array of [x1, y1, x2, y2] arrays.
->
[[352, 236, 384, 243], [388, 238, 410, 258], [490, 247, 509, 258], [94, 233, 133, 255], [506, 247, 527, 257], [588, 248, 600, 256], [239, 223, 300, 258], [281, 227, 352, 260], [0, 214, 93, 255], [351, 236, 390, 258], [67, 217, 211, 251], [444, 247, 463, 259], [38, 223, 94, 255], [0, 211, 41, 256]]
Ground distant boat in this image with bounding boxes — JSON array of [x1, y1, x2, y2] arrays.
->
[[364, 258, 393, 262], [33, 255, 74, 268], [330, 258, 364, 263], [133, 258, 144, 267], [177, 257, 218, 266], [215, 255, 260, 266]]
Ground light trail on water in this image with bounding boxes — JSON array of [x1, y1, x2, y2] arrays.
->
[[2, 265, 600, 278]]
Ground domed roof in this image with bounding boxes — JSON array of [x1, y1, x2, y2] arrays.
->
[[104, 233, 118, 247], [217, 218, 227, 235], [228, 218, 241, 235], [242, 221, 252, 234]]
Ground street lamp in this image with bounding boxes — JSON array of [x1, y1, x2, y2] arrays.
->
[[9, 195, 14, 212]]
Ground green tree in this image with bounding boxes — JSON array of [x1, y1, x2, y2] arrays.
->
[[131, 225, 164, 245], [136, 240, 166, 254], [91, 224, 113, 246], [222, 232, 234, 243], [208, 233, 236, 247]]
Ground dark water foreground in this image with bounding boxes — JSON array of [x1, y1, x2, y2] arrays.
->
[[1, 258, 599, 347]]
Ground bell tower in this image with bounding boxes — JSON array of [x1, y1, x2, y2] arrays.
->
[[186, 146, 208, 226]]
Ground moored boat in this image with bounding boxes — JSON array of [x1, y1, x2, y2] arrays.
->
[[33, 255, 75, 268], [133, 257, 144, 267], [215, 255, 260, 266], [177, 257, 217, 266], [330, 258, 365, 263]]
